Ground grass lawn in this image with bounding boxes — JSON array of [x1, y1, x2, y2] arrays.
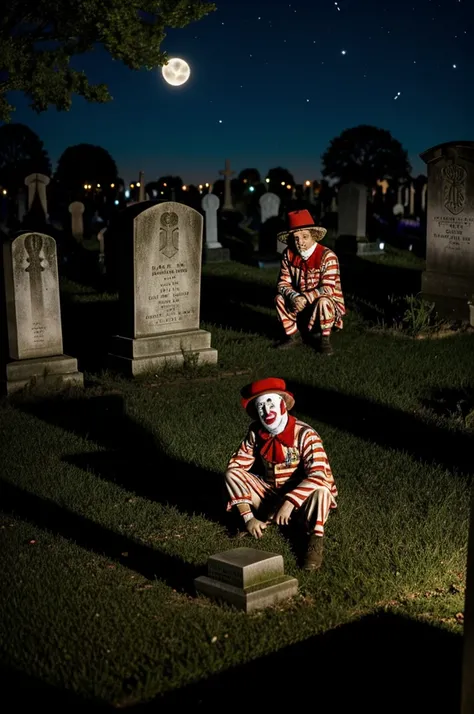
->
[[1, 255, 473, 711]]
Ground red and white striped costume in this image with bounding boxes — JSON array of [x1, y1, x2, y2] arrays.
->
[[275, 243, 345, 337], [225, 418, 337, 536]]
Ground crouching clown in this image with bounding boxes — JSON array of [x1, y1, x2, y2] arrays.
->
[[225, 378, 337, 570], [275, 209, 345, 355]]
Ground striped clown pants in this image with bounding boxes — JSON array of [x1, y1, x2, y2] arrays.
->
[[225, 469, 333, 537], [275, 294, 337, 337]]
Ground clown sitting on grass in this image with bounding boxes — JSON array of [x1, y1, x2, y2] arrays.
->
[[225, 378, 338, 570], [275, 209, 345, 355]]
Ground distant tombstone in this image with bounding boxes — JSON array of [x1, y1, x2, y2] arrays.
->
[[421, 183, 427, 212], [2, 232, 83, 393], [259, 192, 280, 224], [409, 183, 416, 216], [338, 182, 367, 239], [421, 141, 474, 318], [98, 227, 106, 274], [108, 201, 218, 375], [219, 159, 235, 211], [201, 193, 221, 248], [69, 201, 85, 242], [24, 174, 50, 218], [393, 203, 404, 217], [138, 171, 145, 202]]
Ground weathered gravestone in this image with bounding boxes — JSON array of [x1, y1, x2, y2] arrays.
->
[[24, 173, 50, 218], [195, 547, 298, 612], [108, 201, 218, 375], [421, 141, 474, 319], [2, 232, 83, 393], [69, 201, 85, 242], [259, 192, 280, 224], [338, 182, 367, 239], [202, 193, 230, 263], [219, 159, 235, 211]]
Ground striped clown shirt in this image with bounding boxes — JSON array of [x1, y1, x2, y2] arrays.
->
[[226, 419, 338, 511]]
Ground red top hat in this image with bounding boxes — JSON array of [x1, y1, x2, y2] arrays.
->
[[278, 209, 327, 243], [240, 377, 295, 416]]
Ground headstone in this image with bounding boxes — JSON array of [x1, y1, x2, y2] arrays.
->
[[24, 174, 50, 218], [194, 547, 298, 612], [138, 171, 145, 202], [330, 196, 338, 213], [338, 182, 367, 239], [108, 201, 218, 375], [421, 183, 427, 212], [202, 193, 221, 248], [202, 193, 230, 263], [462, 488, 474, 714], [17, 189, 27, 223], [69, 201, 85, 242], [393, 203, 404, 217], [219, 159, 235, 211], [2, 232, 83, 393], [259, 192, 280, 224], [421, 141, 474, 319], [409, 183, 416, 216], [98, 227, 106, 274]]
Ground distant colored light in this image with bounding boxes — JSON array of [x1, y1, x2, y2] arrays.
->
[[125, 189, 130, 198], [182, 185, 187, 191], [379, 242, 385, 250], [243, 179, 248, 183], [249, 186, 255, 192], [286, 184, 292, 189], [97, 183, 101, 188], [199, 184, 203, 189], [281, 181, 285, 186], [161, 191, 164, 195], [84, 184, 88, 189], [2, 189, 7, 195], [265, 178, 270, 183], [114, 200, 119, 206], [163, 183, 167, 187], [205, 182, 209, 187], [136, 181, 141, 187], [305, 180, 311, 186], [111, 183, 115, 188]]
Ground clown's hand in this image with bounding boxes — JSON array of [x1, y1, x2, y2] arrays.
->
[[275, 500, 295, 526], [246, 518, 268, 539], [293, 295, 308, 313]]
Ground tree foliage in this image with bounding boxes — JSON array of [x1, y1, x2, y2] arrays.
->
[[0, 122, 51, 191], [55, 143, 118, 191], [322, 125, 412, 187], [266, 167, 295, 198], [238, 168, 260, 185], [0, 0, 215, 121]]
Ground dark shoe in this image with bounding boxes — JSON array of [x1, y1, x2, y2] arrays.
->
[[304, 535, 324, 570], [274, 333, 302, 350], [319, 335, 334, 356]]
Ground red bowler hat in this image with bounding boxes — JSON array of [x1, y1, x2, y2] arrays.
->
[[240, 377, 295, 417], [277, 209, 327, 243]]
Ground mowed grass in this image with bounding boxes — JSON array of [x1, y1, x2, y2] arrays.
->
[[0, 257, 473, 710]]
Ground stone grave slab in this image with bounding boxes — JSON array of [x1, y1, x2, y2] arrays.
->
[[195, 547, 298, 612], [108, 201, 218, 375], [2, 232, 83, 393]]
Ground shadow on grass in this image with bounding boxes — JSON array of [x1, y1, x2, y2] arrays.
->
[[0, 612, 461, 711], [140, 612, 462, 712], [200, 272, 280, 339], [0, 479, 204, 592], [290, 382, 474, 478], [17, 393, 227, 527]]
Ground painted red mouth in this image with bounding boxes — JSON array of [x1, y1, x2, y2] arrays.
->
[[264, 411, 277, 424]]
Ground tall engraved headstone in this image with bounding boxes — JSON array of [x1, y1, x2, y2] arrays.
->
[[338, 182, 367, 239], [421, 141, 474, 319], [2, 232, 83, 393], [108, 202, 218, 375]]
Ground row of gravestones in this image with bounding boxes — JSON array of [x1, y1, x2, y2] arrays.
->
[[1, 201, 218, 393]]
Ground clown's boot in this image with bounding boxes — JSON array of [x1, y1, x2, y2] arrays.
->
[[304, 534, 324, 570], [319, 335, 334, 356]]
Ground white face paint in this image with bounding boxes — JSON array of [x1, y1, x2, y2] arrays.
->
[[254, 392, 288, 434], [293, 229, 317, 259]]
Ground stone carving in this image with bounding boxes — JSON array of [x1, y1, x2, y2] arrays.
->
[[159, 212, 179, 259], [442, 163, 467, 215]]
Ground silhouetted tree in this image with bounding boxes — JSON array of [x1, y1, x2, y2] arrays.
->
[[322, 125, 412, 187], [0, 1, 215, 121], [238, 168, 261, 185], [0, 123, 51, 192], [266, 167, 295, 198], [55, 144, 118, 196], [156, 175, 184, 199]]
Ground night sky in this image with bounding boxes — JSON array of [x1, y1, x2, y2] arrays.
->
[[10, 0, 472, 186]]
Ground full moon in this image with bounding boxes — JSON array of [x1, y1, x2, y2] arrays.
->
[[162, 58, 191, 86]]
